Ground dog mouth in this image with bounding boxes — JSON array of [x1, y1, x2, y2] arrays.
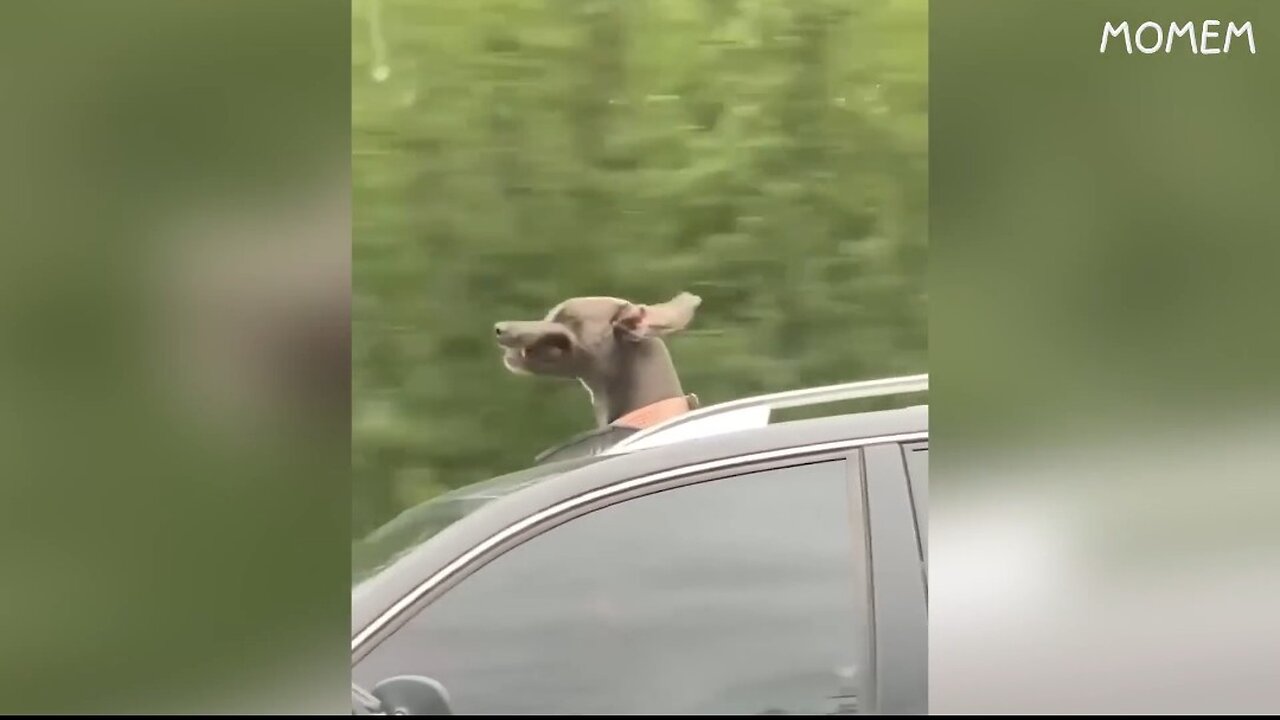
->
[[502, 336, 570, 372], [502, 348, 527, 374]]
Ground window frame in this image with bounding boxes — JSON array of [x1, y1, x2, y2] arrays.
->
[[901, 440, 928, 563], [861, 441, 929, 715]]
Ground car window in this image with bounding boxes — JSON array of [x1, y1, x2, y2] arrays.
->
[[353, 459, 873, 715], [903, 442, 928, 560], [352, 454, 606, 586]]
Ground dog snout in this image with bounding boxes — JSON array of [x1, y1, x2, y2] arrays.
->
[[494, 319, 566, 350], [494, 322, 522, 348]]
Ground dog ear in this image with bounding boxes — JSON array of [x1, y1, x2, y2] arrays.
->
[[614, 292, 701, 341]]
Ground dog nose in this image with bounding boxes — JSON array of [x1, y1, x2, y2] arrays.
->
[[494, 323, 524, 349]]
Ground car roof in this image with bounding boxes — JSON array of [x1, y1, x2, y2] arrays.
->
[[352, 404, 927, 638]]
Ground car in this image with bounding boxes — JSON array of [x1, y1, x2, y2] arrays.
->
[[351, 375, 929, 715]]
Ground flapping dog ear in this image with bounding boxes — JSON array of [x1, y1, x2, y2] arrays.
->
[[613, 292, 701, 341]]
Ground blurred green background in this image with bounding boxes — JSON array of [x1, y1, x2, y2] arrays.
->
[[352, 0, 928, 539]]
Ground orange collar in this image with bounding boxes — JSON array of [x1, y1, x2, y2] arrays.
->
[[611, 394, 698, 430]]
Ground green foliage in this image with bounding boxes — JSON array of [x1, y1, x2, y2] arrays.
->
[[352, 0, 927, 539]]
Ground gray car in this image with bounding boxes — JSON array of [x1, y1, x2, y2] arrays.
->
[[352, 376, 928, 715]]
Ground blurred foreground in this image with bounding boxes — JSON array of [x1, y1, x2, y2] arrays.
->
[[932, 1, 1280, 713], [0, 2, 350, 713]]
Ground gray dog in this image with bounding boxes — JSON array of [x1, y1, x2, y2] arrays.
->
[[494, 292, 702, 462]]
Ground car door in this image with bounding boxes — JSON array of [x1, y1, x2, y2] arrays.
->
[[354, 444, 923, 714]]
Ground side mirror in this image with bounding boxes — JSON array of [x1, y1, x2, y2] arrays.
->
[[371, 675, 454, 715]]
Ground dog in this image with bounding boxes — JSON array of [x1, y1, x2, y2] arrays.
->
[[494, 292, 702, 463]]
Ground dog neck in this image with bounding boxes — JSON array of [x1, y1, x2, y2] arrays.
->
[[584, 339, 689, 428]]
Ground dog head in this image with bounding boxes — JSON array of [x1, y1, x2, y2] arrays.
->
[[493, 292, 701, 382]]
